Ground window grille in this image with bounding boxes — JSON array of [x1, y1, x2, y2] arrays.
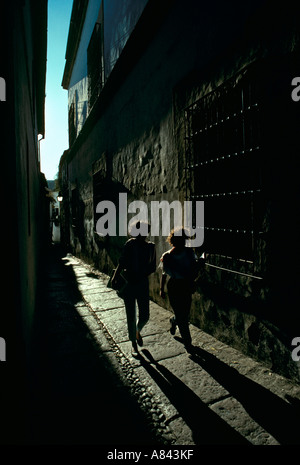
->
[[87, 22, 103, 111], [185, 65, 265, 277]]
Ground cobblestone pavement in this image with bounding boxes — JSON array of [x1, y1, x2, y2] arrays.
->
[[31, 245, 300, 446]]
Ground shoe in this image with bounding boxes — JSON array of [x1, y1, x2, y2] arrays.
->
[[169, 317, 176, 335], [131, 342, 139, 357], [136, 331, 143, 347]]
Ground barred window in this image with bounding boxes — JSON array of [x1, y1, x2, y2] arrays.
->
[[87, 22, 103, 111], [93, 168, 130, 235], [185, 65, 265, 277]]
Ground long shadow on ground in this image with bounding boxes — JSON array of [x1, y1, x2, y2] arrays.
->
[[139, 349, 250, 445], [187, 346, 300, 445], [29, 245, 159, 446]]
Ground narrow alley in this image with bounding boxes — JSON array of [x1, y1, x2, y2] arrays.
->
[[2, 0, 300, 454], [29, 244, 163, 446], [27, 244, 300, 447]]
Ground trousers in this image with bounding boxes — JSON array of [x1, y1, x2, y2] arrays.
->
[[123, 277, 150, 342], [167, 277, 192, 347]]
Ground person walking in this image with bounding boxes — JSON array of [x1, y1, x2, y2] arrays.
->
[[160, 228, 199, 353], [112, 221, 156, 356]]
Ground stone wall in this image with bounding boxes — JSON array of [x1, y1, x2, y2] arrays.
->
[[60, 0, 300, 381]]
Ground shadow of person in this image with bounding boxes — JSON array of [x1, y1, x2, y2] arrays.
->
[[31, 245, 158, 446], [187, 345, 300, 445], [139, 349, 250, 445]]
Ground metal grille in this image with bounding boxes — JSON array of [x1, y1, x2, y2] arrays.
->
[[87, 22, 103, 112], [185, 66, 264, 277]]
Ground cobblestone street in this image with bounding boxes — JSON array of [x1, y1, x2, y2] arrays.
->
[[28, 245, 300, 447], [30, 245, 161, 446]]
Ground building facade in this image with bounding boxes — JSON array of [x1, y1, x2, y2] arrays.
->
[[1, 0, 48, 442], [59, 0, 300, 381]]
